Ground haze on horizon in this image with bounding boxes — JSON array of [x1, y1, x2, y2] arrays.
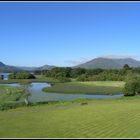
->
[[0, 2, 140, 67]]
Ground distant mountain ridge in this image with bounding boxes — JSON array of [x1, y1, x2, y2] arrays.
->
[[36, 65, 55, 71], [75, 57, 140, 69], [1, 57, 140, 72], [0, 62, 55, 72], [0, 62, 21, 72], [0, 62, 5, 67], [14, 65, 55, 71]]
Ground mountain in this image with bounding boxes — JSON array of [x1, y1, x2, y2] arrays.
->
[[75, 57, 140, 69], [36, 65, 55, 71], [16, 66, 38, 71], [16, 65, 55, 71], [0, 62, 21, 72], [0, 62, 5, 67], [0, 62, 55, 72]]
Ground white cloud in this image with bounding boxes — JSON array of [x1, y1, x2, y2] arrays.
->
[[65, 57, 90, 65], [100, 54, 137, 59]]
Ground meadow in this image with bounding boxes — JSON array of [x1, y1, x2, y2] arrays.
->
[[43, 81, 125, 95], [0, 97, 140, 138]]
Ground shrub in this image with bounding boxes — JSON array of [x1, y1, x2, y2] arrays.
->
[[123, 76, 140, 96], [57, 76, 71, 83], [9, 71, 36, 79], [77, 74, 89, 81]]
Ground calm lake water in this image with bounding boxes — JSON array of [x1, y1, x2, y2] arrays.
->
[[0, 82, 123, 102]]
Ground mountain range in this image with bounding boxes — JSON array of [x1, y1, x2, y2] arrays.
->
[[16, 65, 55, 71], [1, 57, 140, 72], [0, 62, 55, 72], [0, 62, 21, 72], [75, 57, 140, 69]]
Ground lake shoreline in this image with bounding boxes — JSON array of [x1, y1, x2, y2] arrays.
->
[[0, 81, 124, 104]]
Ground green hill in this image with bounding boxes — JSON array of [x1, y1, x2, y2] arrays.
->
[[0, 61, 21, 72]]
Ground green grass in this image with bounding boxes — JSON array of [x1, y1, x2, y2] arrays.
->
[[1, 97, 140, 138], [43, 81, 125, 95]]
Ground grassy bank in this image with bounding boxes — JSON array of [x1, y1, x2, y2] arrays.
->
[[0, 96, 140, 138], [43, 81, 125, 95]]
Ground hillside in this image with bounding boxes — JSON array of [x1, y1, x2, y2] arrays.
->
[[17, 65, 55, 71], [75, 57, 140, 69], [36, 65, 55, 71], [0, 62, 21, 72]]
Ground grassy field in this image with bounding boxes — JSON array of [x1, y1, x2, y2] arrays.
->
[[0, 97, 140, 138], [43, 81, 125, 95]]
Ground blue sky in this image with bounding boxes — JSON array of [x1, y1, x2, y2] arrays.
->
[[0, 2, 140, 67]]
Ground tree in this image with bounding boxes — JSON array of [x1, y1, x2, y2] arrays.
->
[[9, 71, 36, 79], [123, 64, 131, 70], [123, 76, 140, 96], [20, 80, 31, 105], [71, 68, 86, 78], [77, 74, 89, 81], [57, 76, 71, 83]]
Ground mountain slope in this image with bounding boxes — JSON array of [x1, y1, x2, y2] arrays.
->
[[0, 62, 21, 72], [36, 65, 55, 71], [0, 62, 5, 67], [16, 65, 55, 71], [75, 57, 140, 69], [16, 66, 38, 71]]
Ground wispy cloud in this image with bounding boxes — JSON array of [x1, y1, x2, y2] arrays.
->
[[65, 57, 90, 65], [100, 54, 137, 59]]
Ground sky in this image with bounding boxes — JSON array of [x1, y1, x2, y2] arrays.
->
[[0, 2, 140, 67]]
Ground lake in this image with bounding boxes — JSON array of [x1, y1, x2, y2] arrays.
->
[[0, 82, 123, 102]]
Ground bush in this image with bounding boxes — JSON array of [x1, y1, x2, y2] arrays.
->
[[77, 74, 89, 81], [9, 71, 36, 79], [123, 77, 140, 96], [0, 102, 25, 111], [57, 76, 71, 83]]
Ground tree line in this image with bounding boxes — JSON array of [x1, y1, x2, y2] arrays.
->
[[9, 71, 36, 79], [8, 65, 140, 96], [34, 64, 138, 82]]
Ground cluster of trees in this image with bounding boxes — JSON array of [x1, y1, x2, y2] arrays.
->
[[34, 64, 136, 82], [124, 75, 140, 96], [9, 71, 36, 79]]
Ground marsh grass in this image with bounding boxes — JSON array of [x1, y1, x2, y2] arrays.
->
[[43, 81, 125, 95]]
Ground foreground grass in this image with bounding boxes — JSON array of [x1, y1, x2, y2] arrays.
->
[[44, 81, 125, 95], [1, 97, 140, 138]]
